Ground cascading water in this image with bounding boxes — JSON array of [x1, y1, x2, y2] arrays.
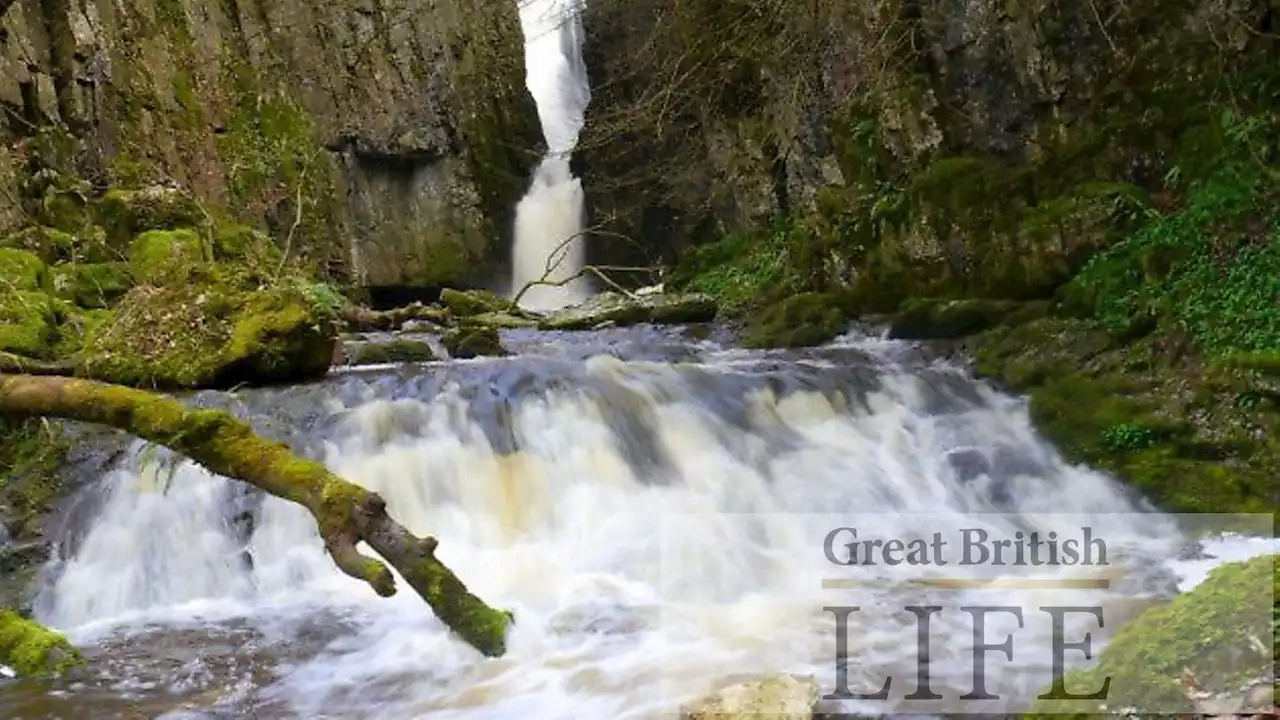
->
[[510, 0, 593, 312], [10, 326, 1275, 718]]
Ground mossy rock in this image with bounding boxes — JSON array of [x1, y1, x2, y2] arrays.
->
[[51, 262, 134, 309], [443, 325, 508, 359], [540, 292, 717, 331], [53, 308, 114, 357], [0, 610, 83, 678], [347, 339, 436, 365], [1, 227, 74, 264], [742, 293, 845, 349], [214, 223, 283, 266], [97, 185, 204, 247], [128, 228, 206, 285], [440, 288, 518, 317], [220, 289, 338, 384], [0, 249, 49, 292], [78, 279, 337, 389], [0, 290, 56, 358], [465, 311, 539, 330], [2, 226, 117, 265], [1028, 554, 1276, 716], [889, 298, 1018, 340]]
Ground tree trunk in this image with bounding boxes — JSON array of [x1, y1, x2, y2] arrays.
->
[[0, 373, 513, 657]]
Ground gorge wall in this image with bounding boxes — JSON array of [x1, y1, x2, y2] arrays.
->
[[0, 0, 539, 290], [579, 0, 1277, 303]]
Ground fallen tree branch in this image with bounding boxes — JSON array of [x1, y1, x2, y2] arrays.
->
[[0, 352, 76, 376], [512, 264, 656, 307], [0, 373, 513, 657]]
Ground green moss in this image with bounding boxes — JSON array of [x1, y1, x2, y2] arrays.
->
[[222, 289, 336, 384], [0, 417, 71, 538], [1, 227, 79, 264], [888, 298, 1018, 340], [0, 249, 50, 292], [0, 610, 82, 678], [347, 340, 436, 365], [443, 325, 507, 359], [439, 288, 518, 318], [0, 290, 56, 358], [742, 292, 845, 349], [128, 228, 206, 285], [53, 308, 114, 357], [97, 186, 205, 248], [78, 278, 337, 389], [51, 262, 134, 308], [1029, 554, 1276, 716]]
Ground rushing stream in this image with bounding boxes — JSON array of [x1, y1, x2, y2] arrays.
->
[[2, 325, 1275, 719]]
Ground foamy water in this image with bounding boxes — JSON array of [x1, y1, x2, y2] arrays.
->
[[25, 331, 1275, 718]]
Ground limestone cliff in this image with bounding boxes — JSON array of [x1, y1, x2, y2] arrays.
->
[[0, 0, 539, 290], [580, 0, 1276, 301]]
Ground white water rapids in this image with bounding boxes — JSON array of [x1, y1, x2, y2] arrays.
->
[[16, 328, 1275, 718], [510, 0, 592, 312]]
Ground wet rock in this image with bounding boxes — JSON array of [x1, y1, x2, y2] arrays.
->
[[443, 325, 508, 359], [743, 293, 845, 349], [681, 675, 819, 719], [540, 291, 717, 330], [346, 339, 436, 365], [0, 610, 83, 678]]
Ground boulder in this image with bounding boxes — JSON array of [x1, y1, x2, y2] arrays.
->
[[681, 675, 819, 719], [1, 225, 116, 265], [346, 339, 436, 365], [742, 293, 845, 348], [0, 610, 83, 678], [78, 280, 338, 389], [443, 325, 508, 358], [0, 249, 49, 292], [540, 291, 717, 330], [96, 185, 204, 247], [129, 228, 207, 285], [440, 288, 521, 317], [0, 290, 57, 358], [51, 262, 134, 308]]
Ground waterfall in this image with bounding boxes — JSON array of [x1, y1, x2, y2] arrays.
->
[[26, 329, 1277, 718], [511, 0, 593, 312]]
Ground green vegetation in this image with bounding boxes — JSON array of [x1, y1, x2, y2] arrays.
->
[[0, 610, 83, 678], [671, 222, 805, 314], [1028, 554, 1277, 716]]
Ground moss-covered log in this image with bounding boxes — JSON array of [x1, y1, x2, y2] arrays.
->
[[0, 373, 513, 657]]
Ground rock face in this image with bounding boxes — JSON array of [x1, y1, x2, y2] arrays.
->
[[579, 0, 1275, 301], [0, 0, 539, 289]]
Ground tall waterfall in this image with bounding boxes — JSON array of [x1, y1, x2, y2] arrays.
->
[[511, 0, 593, 312]]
